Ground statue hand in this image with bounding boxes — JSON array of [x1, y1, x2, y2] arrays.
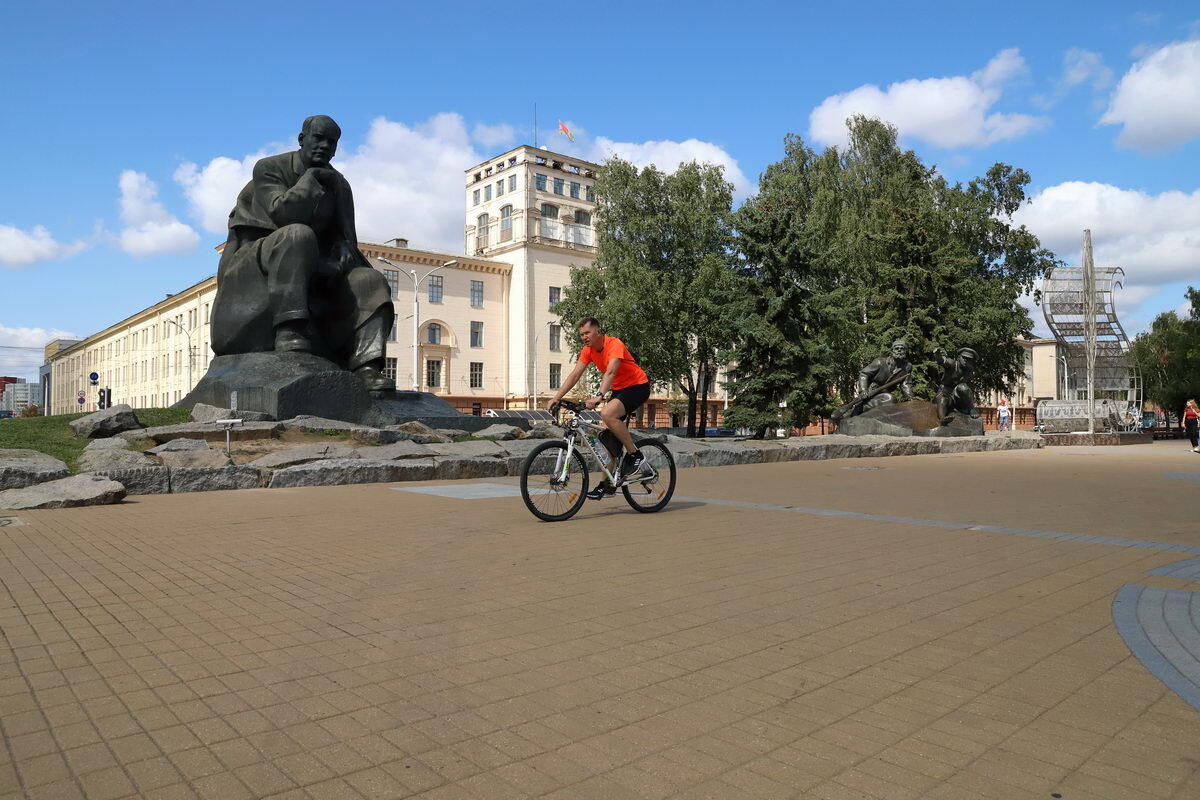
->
[[306, 167, 337, 187], [331, 240, 358, 275]]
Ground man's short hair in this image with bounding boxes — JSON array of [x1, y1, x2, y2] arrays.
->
[[577, 317, 601, 331], [301, 115, 342, 139]]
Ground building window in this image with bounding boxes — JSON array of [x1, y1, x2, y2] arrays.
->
[[549, 363, 562, 389], [388, 319, 397, 341], [496, 179, 504, 196], [586, 186, 595, 202], [472, 189, 480, 205], [549, 324, 561, 351], [472, 402, 482, 416], [470, 362, 483, 388], [535, 155, 546, 165], [535, 174, 547, 191], [570, 181, 580, 199], [509, 157, 517, 166], [426, 359, 441, 388], [383, 358, 397, 379], [428, 275, 443, 303], [426, 323, 441, 345], [508, 174, 516, 192], [383, 268, 399, 297], [499, 205, 513, 241], [549, 286, 561, 309], [541, 203, 558, 220], [553, 177, 564, 195], [470, 321, 483, 348], [575, 210, 592, 226], [484, 184, 492, 201], [476, 213, 489, 248], [470, 280, 484, 307]]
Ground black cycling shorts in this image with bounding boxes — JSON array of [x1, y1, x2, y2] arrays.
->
[[610, 382, 651, 421]]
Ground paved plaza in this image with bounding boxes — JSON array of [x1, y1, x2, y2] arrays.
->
[[1, 442, 1199, 799]]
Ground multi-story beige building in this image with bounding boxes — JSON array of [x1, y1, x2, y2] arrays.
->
[[46, 145, 725, 427]]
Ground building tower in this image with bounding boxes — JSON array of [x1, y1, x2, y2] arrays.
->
[[463, 146, 600, 407]]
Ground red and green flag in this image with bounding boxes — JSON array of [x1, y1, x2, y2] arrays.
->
[[558, 120, 574, 142]]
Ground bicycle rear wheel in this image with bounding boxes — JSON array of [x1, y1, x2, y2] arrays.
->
[[520, 440, 590, 522], [622, 440, 676, 513]]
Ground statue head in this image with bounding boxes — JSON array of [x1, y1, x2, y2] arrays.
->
[[958, 347, 977, 361], [890, 339, 909, 360], [298, 115, 342, 168]]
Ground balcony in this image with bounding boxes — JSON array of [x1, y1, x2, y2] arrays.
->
[[467, 212, 596, 255]]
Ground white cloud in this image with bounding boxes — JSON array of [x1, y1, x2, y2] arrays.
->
[[116, 171, 199, 258], [472, 123, 516, 149], [0, 323, 80, 379], [1014, 180, 1200, 286], [587, 136, 754, 199], [174, 154, 263, 235], [1035, 49, 1113, 107], [167, 113, 753, 252], [0, 225, 87, 268], [809, 48, 1048, 150], [1101, 40, 1200, 153]]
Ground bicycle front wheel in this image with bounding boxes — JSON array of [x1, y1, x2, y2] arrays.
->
[[520, 440, 590, 522], [622, 440, 676, 513]]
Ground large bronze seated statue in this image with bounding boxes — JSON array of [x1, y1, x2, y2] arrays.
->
[[210, 115, 395, 392]]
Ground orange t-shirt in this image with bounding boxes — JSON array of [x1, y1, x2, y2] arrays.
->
[[578, 335, 648, 390]]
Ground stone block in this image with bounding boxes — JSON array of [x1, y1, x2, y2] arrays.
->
[[68, 404, 143, 438], [84, 438, 130, 451], [250, 443, 362, 468], [76, 449, 158, 472], [357, 441, 430, 461], [119, 421, 282, 444], [267, 458, 435, 488], [424, 441, 506, 458], [0, 449, 69, 490], [158, 449, 234, 469], [473, 424, 524, 441], [91, 467, 169, 495], [146, 438, 211, 454], [190, 403, 275, 423], [433, 456, 509, 481], [169, 466, 264, 493], [0, 474, 126, 510]]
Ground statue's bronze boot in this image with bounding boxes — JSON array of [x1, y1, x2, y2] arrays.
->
[[274, 323, 312, 353], [354, 364, 396, 392]]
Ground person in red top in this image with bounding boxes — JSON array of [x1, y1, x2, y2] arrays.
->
[[1184, 398, 1199, 453], [547, 317, 652, 498]]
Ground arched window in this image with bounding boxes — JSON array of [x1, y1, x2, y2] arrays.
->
[[427, 323, 441, 345], [575, 210, 591, 227], [540, 203, 558, 220], [476, 213, 489, 248], [500, 205, 513, 242]]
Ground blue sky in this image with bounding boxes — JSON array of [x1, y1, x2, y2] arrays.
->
[[3, 0, 1199, 379]]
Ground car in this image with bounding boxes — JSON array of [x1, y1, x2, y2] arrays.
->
[[704, 426, 736, 437]]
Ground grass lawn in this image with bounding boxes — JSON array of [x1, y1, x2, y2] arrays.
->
[[0, 408, 191, 468]]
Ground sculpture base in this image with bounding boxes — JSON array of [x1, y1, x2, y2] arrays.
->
[[178, 353, 474, 427], [836, 400, 983, 437]]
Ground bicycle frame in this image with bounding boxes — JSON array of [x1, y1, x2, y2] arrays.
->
[[550, 406, 656, 488]]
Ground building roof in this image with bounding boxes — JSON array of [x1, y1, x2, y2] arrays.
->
[[465, 144, 601, 175]]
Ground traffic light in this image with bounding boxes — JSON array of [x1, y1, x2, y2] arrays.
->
[[97, 391, 107, 410]]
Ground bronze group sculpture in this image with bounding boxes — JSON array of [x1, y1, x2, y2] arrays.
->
[[933, 347, 979, 421], [210, 115, 396, 392], [833, 340, 913, 421]]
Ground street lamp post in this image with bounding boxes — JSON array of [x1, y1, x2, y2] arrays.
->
[[165, 318, 193, 392], [530, 321, 555, 409], [378, 257, 456, 392], [1056, 355, 1072, 400]]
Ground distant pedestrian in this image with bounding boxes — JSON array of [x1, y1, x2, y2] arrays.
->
[[997, 398, 1011, 432], [1185, 399, 1199, 453]]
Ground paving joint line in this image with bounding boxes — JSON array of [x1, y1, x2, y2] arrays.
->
[[677, 495, 1200, 556]]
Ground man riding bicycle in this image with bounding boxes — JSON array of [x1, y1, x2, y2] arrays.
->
[[546, 317, 651, 499]]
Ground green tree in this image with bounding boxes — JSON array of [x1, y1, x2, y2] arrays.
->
[[555, 158, 739, 436], [727, 118, 1057, 428], [1129, 287, 1200, 426]]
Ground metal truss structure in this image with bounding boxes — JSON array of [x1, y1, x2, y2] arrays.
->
[[1041, 263, 1141, 409]]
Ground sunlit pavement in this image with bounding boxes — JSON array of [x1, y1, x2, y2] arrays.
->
[[2, 441, 1198, 798]]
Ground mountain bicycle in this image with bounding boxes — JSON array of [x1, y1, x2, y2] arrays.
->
[[519, 398, 677, 522]]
